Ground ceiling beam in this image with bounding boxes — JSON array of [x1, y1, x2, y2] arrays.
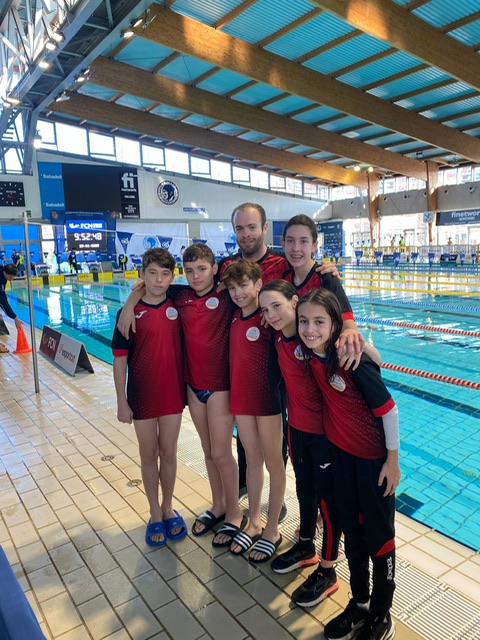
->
[[311, 0, 480, 92], [139, 7, 480, 162], [51, 92, 369, 186], [90, 56, 428, 178]]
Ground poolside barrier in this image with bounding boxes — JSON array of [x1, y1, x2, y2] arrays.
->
[[381, 362, 480, 390], [355, 316, 480, 338]]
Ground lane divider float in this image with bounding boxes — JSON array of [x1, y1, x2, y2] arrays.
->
[[355, 316, 480, 338], [381, 362, 480, 390]]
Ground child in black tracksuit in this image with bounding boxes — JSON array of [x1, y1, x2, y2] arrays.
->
[[298, 289, 400, 640]]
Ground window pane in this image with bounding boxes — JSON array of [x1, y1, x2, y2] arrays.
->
[[89, 131, 115, 157], [270, 175, 286, 191], [42, 225, 54, 240], [473, 166, 480, 181], [165, 148, 189, 174], [285, 177, 303, 195], [318, 187, 330, 201], [191, 156, 210, 176], [55, 123, 88, 155], [396, 176, 407, 192], [232, 166, 250, 184], [458, 166, 472, 183], [211, 159, 231, 182], [443, 168, 458, 185], [250, 169, 269, 189], [142, 145, 165, 169], [304, 183, 318, 197], [4, 148, 22, 172], [37, 120, 56, 146], [384, 178, 396, 193], [116, 137, 140, 165]]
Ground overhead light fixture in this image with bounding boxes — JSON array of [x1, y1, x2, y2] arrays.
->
[[367, 166, 374, 173], [6, 95, 20, 105], [45, 40, 57, 51], [33, 132, 43, 149], [121, 27, 134, 39], [76, 68, 90, 83], [353, 164, 361, 172], [132, 16, 143, 28], [51, 29, 64, 43], [55, 91, 70, 102], [39, 59, 51, 70]]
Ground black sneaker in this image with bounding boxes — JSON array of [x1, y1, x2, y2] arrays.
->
[[271, 542, 319, 574], [355, 613, 395, 640], [324, 598, 369, 640], [292, 566, 339, 608]]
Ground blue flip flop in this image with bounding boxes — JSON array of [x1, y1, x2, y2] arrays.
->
[[145, 518, 167, 547], [164, 510, 187, 541]]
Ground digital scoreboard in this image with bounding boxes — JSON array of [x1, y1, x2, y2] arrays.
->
[[66, 220, 107, 252]]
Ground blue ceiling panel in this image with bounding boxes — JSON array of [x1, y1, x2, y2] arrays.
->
[[78, 85, 120, 101], [149, 105, 189, 119], [292, 106, 342, 124], [263, 138, 294, 148], [448, 21, 480, 46], [115, 39, 174, 70], [182, 114, 218, 128], [339, 51, 419, 89], [285, 145, 317, 155], [158, 56, 215, 83], [319, 116, 366, 132], [211, 123, 246, 135], [172, 0, 244, 27], [264, 12, 355, 60], [307, 151, 337, 160], [464, 126, 480, 136], [413, 1, 478, 28], [329, 157, 353, 165], [387, 140, 431, 153], [238, 131, 271, 142], [232, 84, 285, 106], [364, 133, 409, 147], [222, 0, 313, 44], [446, 113, 480, 128], [421, 95, 480, 119], [353, 125, 390, 139], [196, 69, 250, 94], [264, 96, 316, 115], [304, 34, 392, 76], [115, 95, 153, 110], [369, 67, 451, 100], [395, 83, 476, 110]]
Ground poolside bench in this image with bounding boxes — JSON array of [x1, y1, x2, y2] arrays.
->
[[0, 545, 46, 639]]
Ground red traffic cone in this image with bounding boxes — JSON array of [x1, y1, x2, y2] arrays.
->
[[13, 325, 32, 354]]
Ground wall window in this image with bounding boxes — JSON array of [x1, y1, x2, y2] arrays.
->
[[89, 131, 115, 158], [37, 120, 57, 149], [270, 175, 286, 192], [116, 137, 140, 166], [191, 156, 210, 176], [285, 177, 303, 195], [57, 123, 88, 155], [250, 169, 269, 189], [232, 166, 250, 184], [142, 145, 165, 169], [165, 148, 189, 174], [210, 159, 231, 182]]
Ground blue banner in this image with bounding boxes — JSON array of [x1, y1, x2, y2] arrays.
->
[[225, 242, 238, 256], [157, 236, 173, 250], [116, 232, 133, 250], [38, 162, 65, 219], [437, 209, 480, 226]]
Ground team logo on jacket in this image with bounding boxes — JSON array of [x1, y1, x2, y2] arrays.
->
[[294, 345, 305, 360], [246, 327, 260, 342], [205, 297, 219, 309], [329, 374, 346, 392], [166, 307, 178, 320], [135, 310, 148, 319]]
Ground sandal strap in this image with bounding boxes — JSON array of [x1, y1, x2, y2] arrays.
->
[[232, 531, 253, 552], [216, 522, 240, 535], [252, 538, 276, 556]]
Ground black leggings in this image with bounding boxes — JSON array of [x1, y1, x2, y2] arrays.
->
[[330, 443, 396, 617], [289, 427, 341, 562]]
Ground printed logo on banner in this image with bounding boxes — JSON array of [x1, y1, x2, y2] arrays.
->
[[119, 169, 140, 218], [143, 236, 158, 250], [157, 180, 179, 205], [157, 237, 173, 250]]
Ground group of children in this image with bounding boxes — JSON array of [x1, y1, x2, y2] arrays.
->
[[112, 206, 400, 640]]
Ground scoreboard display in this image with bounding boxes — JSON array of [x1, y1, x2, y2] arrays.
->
[[66, 220, 107, 252]]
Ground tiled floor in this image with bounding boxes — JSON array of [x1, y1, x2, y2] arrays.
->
[[0, 326, 479, 640]]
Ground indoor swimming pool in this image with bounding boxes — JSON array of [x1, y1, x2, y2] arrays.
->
[[6, 274, 480, 552]]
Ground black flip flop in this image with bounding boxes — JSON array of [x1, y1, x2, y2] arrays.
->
[[191, 510, 226, 537], [212, 515, 248, 548]]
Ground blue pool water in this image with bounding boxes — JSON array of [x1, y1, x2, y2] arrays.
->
[[7, 275, 480, 552]]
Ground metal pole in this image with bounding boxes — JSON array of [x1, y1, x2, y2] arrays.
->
[[22, 212, 40, 393]]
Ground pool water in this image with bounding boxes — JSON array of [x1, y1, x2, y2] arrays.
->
[[7, 277, 480, 552]]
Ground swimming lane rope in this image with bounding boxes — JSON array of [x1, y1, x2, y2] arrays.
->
[[349, 297, 480, 314], [355, 316, 480, 338], [381, 362, 480, 390]]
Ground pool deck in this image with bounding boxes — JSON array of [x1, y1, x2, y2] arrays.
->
[[0, 323, 479, 640]]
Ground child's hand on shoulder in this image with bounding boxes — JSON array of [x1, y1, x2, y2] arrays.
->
[[117, 402, 133, 424], [316, 262, 340, 278], [336, 328, 365, 370], [378, 451, 400, 497]]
